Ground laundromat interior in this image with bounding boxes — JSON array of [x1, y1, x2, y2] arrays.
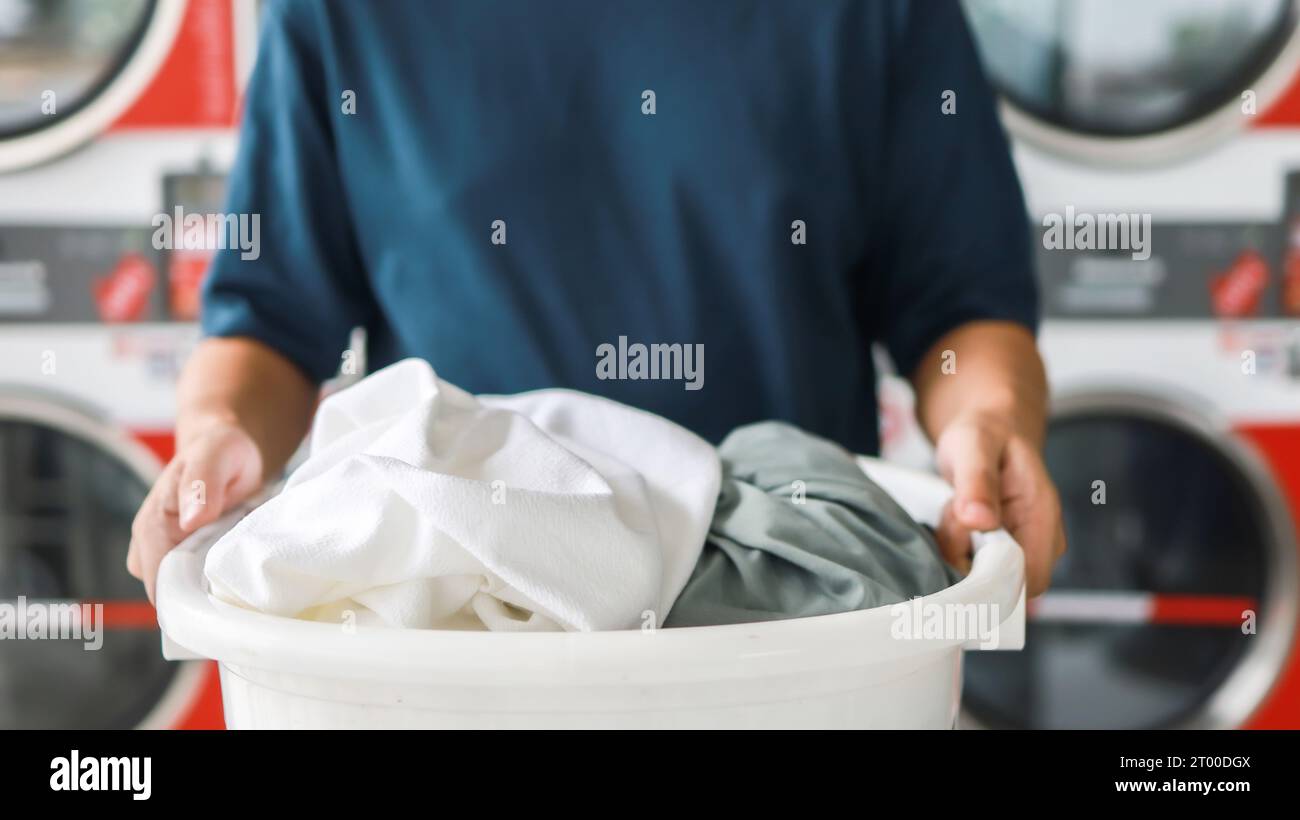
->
[[1, 0, 1299, 731]]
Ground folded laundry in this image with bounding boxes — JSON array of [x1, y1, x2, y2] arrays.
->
[[664, 422, 961, 628], [204, 359, 721, 632]]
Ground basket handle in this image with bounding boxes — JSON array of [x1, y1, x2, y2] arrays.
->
[[156, 505, 255, 662], [858, 457, 1026, 650]]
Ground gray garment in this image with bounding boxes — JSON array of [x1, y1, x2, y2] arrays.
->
[[665, 422, 962, 628]]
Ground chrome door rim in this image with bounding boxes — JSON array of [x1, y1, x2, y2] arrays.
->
[[0, 0, 187, 173], [995, 4, 1300, 167]]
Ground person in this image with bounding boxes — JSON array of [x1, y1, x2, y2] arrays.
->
[[128, 0, 1066, 603]]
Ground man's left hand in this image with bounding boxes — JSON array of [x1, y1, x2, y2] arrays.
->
[[932, 411, 1066, 597]]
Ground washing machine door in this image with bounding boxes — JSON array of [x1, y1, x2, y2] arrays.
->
[[0, 393, 195, 728], [0, 0, 185, 172], [963, 0, 1300, 163], [962, 391, 1298, 729]]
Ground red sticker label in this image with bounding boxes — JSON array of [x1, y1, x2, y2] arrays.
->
[[93, 253, 157, 323], [1210, 249, 1269, 318]]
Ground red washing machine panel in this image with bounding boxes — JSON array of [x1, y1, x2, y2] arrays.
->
[[1259, 67, 1300, 128], [135, 430, 177, 465], [174, 663, 226, 730], [1237, 424, 1300, 729], [113, 0, 241, 130]]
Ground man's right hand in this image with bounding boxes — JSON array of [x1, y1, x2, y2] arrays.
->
[[127, 420, 264, 604]]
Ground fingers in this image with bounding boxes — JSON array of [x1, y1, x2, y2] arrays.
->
[[127, 425, 264, 604], [1002, 437, 1066, 597], [933, 419, 1006, 576], [937, 422, 1003, 532], [935, 499, 974, 574], [126, 527, 142, 578], [127, 461, 186, 605], [933, 420, 1068, 595], [172, 428, 263, 534], [1015, 495, 1058, 597]]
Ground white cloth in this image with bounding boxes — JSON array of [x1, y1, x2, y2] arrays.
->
[[204, 359, 721, 632]]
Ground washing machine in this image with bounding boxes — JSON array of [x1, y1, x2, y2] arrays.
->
[[941, 0, 1300, 728], [0, 0, 256, 729]]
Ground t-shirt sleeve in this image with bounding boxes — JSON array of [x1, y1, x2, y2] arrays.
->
[[875, 0, 1039, 380], [200, 0, 373, 384]]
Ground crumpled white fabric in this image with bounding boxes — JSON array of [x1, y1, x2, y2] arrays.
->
[[203, 359, 721, 632]]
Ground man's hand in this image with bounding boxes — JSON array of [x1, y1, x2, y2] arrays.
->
[[125, 337, 320, 602], [908, 321, 1065, 597], [127, 420, 263, 603], [932, 410, 1065, 597]]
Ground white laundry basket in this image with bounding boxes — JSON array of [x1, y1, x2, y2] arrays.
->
[[155, 458, 1025, 729]]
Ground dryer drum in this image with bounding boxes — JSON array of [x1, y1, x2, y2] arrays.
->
[[0, 392, 205, 728]]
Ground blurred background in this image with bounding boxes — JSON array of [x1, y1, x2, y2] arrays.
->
[[0, 0, 1298, 729]]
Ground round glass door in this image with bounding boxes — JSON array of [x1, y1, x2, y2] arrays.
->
[[962, 401, 1291, 728], [0, 0, 185, 172], [0, 0, 155, 138], [0, 410, 178, 728], [963, 0, 1300, 157]]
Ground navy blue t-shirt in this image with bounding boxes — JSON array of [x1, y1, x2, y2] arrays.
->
[[202, 0, 1037, 453]]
